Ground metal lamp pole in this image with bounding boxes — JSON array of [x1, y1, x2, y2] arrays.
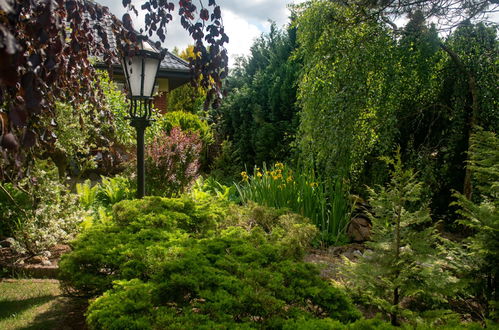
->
[[129, 107, 151, 198]]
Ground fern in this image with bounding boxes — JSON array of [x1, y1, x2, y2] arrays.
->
[[76, 180, 98, 209]]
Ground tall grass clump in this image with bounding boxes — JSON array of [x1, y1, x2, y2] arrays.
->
[[235, 163, 351, 244]]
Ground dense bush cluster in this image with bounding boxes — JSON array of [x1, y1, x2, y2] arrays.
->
[[146, 127, 202, 196], [1, 0, 497, 328], [59, 196, 364, 328], [0, 160, 84, 254]]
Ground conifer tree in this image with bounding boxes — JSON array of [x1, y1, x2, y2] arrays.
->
[[343, 152, 457, 325], [453, 128, 498, 318]]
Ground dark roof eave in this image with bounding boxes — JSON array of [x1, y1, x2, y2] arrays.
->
[[94, 63, 192, 90], [94, 63, 190, 75], [157, 70, 192, 79]]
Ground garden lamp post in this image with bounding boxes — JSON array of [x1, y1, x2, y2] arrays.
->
[[122, 38, 164, 198]]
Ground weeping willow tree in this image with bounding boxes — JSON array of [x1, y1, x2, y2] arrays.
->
[[294, 0, 399, 183], [294, 1, 498, 218]]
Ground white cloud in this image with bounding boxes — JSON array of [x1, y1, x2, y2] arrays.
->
[[223, 9, 263, 65]]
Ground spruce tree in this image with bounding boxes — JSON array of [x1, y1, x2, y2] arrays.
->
[[343, 152, 457, 325]]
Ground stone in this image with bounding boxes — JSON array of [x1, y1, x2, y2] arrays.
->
[[352, 249, 363, 257], [30, 255, 46, 264], [347, 216, 371, 242], [29, 256, 52, 266], [41, 250, 52, 258], [0, 237, 16, 247]]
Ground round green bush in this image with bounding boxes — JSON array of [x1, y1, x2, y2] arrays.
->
[[60, 196, 360, 328]]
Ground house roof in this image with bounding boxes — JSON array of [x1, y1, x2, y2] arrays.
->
[[83, 2, 191, 90]]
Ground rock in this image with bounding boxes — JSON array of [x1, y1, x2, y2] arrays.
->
[[352, 250, 363, 258], [30, 255, 47, 264], [41, 250, 52, 258], [347, 216, 371, 242], [41, 259, 52, 266], [0, 237, 16, 247]]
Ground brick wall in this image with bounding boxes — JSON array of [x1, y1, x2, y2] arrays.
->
[[153, 92, 168, 114]]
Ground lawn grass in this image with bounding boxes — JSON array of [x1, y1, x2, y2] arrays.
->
[[0, 279, 87, 330]]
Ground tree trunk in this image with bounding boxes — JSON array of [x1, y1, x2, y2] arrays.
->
[[440, 43, 478, 200], [392, 287, 400, 326], [391, 204, 402, 326]]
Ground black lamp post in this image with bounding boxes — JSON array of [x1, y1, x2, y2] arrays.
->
[[122, 38, 164, 198]]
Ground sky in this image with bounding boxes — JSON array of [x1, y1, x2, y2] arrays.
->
[[95, 0, 498, 65], [95, 0, 305, 65]]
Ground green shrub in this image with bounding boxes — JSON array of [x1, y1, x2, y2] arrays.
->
[[0, 182, 31, 238], [189, 176, 239, 204], [97, 176, 134, 206], [75, 180, 99, 210], [85, 279, 156, 330], [282, 317, 487, 330], [60, 195, 359, 328], [85, 228, 359, 329], [75, 175, 135, 227], [157, 110, 213, 146], [282, 317, 395, 329], [209, 139, 243, 184], [59, 196, 224, 295], [76, 175, 134, 210], [0, 160, 84, 254]]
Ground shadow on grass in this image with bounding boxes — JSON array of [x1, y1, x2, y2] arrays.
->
[[0, 296, 56, 321], [21, 296, 88, 330]]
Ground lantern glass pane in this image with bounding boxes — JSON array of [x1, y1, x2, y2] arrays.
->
[[122, 56, 143, 97], [142, 57, 160, 97]]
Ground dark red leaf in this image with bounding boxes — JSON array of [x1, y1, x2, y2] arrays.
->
[[122, 13, 134, 31], [28, 53, 41, 68], [9, 104, 28, 127], [0, 53, 18, 87], [22, 130, 36, 148], [200, 8, 209, 21], [214, 6, 221, 19], [25, 91, 42, 115], [1, 133, 19, 151], [21, 72, 34, 91]]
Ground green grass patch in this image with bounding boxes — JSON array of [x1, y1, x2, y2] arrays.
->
[[0, 279, 87, 330]]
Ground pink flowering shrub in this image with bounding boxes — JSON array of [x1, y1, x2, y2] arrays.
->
[[146, 127, 202, 196]]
